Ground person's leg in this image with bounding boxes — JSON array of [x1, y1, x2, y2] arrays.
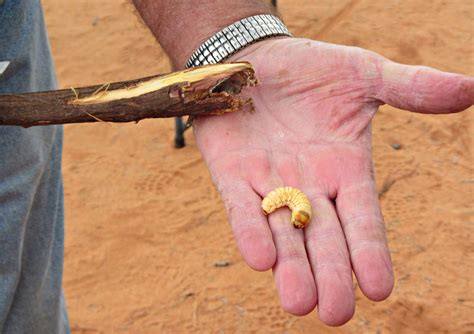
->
[[1, 1, 69, 332], [0, 126, 68, 333]]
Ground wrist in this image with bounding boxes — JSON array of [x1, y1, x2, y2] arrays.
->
[[228, 35, 290, 62], [133, 1, 277, 68], [185, 15, 291, 68]]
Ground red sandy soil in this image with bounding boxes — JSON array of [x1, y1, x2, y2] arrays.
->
[[42, 0, 473, 332]]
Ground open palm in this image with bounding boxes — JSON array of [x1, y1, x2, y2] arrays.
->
[[192, 38, 473, 326]]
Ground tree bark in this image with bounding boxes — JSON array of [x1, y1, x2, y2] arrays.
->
[[0, 62, 257, 127]]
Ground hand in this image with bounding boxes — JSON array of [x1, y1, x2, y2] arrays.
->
[[192, 37, 474, 326]]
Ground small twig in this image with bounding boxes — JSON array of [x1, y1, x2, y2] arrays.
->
[[378, 166, 418, 199]]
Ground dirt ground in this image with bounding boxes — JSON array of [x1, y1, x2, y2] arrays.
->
[[42, 0, 473, 333]]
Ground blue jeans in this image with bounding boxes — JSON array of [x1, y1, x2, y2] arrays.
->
[[0, 0, 69, 333]]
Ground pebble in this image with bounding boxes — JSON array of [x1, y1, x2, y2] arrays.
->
[[214, 260, 231, 267], [391, 143, 402, 150]]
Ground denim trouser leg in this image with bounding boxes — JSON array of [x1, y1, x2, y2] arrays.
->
[[0, 125, 69, 333], [1, 0, 70, 331]]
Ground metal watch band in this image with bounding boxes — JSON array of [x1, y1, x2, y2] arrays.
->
[[185, 14, 291, 68]]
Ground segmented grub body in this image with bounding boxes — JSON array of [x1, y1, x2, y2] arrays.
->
[[261, 187, 312, 229]]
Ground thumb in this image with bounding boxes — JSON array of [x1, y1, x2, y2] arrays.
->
[[376, 60, 474, 114]]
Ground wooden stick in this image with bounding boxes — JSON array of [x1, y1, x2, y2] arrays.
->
[[0, 62, 257, 127]]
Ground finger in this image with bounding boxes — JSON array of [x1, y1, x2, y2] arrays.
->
[[253, 156, 318, 316], [304, 193, 355, 326], [268, 206, 318, 316], [336, 178, 394, 301], [219, 182, 276, 271], [376, 60, 474, 114]]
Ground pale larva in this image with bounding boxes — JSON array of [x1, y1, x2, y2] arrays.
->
[[261, 187, 312, 229]]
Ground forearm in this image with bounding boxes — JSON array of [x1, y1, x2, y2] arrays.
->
[[132, 0, 276, 68]]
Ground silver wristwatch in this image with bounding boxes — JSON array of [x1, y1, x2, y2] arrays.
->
[[185, 14, 292, 68]]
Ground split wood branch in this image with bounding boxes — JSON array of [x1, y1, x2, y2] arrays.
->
[[0, 62, 257, 127]]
